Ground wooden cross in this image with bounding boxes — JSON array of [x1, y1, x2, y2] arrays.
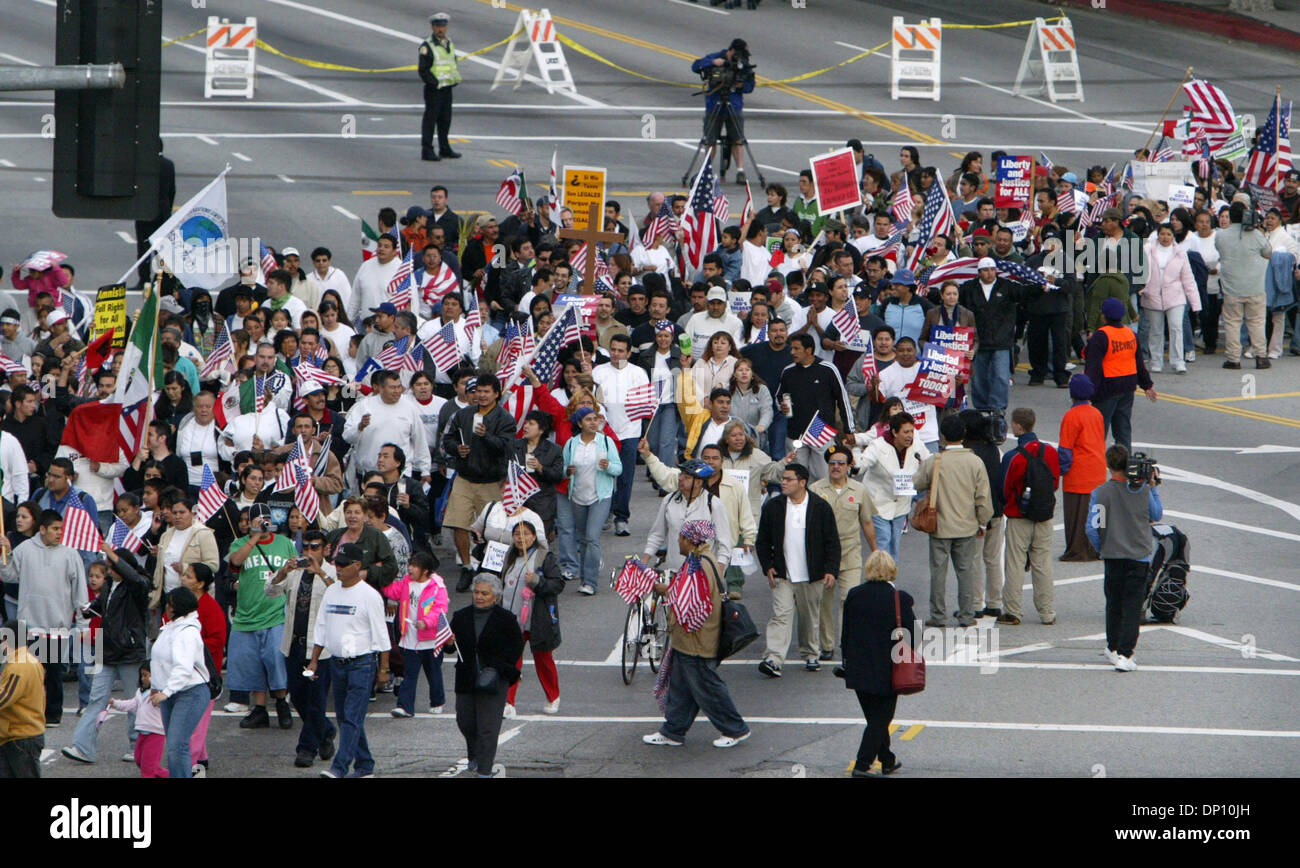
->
[[556, 203, 625, 295]]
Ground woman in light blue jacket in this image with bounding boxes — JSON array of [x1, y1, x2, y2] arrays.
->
[[559, 408, 623, 595]]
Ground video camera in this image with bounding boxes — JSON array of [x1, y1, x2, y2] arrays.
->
[[697, 40, 755, 96], [1126, 451, 1159, 487]]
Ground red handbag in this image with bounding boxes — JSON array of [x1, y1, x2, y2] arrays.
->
[[891, 589, 926, 695]]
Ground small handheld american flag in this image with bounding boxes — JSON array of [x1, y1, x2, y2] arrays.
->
[[614, 557, 659, 605], [386, 246, 417, 311], [495, 168, 526, 216], [624, 381, 657, 421], [60, 504, 103, 554], [800, 411, 837, 450], [502, 460, 541, 515], [668, 553, 713, 633], [293, 463, 320, 523], [199, 318, 234, 380], [422, 322, 462, 374], [433, 611, 455, 654], [260, 242, 277, 281], [195, 464, 229, 523], [376, 335, 425, 373], [108, 517, 144, 554]]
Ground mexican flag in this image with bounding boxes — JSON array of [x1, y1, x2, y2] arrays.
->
[[238, 359, 293, 414], [109, 288, 163, 457], [362, 219, 380, 261]]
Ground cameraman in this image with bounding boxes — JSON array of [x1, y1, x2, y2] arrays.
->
[[1214, 200, 1272, 369], [1086, 445, 1163, 673], [691, 38, 755, 185]]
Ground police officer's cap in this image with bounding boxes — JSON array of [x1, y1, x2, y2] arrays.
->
[[430, 12, 450, 24]]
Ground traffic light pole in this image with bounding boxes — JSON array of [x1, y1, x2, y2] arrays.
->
[[0, 63, 125, 92]]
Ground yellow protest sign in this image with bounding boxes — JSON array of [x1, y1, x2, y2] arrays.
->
[[562, 165, 607, 230], [94, 284, 128, 350]]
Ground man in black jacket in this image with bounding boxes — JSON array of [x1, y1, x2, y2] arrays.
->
[[775, 334, 853, 479], [62, 546, 150, 764], [441, 373, 517, 590], [1023, 240, 1074, 387], [754, 463, 840, 677], [375, 444, 431, 554], [510, 411, 565, 536], [958, 258, 1044, 413]]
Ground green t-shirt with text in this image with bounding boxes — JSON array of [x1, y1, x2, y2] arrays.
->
[[230, 534, 297, 632]]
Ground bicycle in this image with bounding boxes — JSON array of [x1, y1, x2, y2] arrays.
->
[[610, 551, 671, 685]]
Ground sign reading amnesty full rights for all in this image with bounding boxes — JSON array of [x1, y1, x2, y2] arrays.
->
[[562, 165, 606, 230], [94, 284, 128, 350], [810, 148, 861, 215]]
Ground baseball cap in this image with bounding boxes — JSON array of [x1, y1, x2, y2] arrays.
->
[[977, 257, 997, 270], [706, 287, 727, 302], [891, 268, 916, 287], [370, 302, 398, 316], [852, 285, 873, 299], [971, 227, 992, 239], [334, 542, 363, 566], [430, 12, 450, 24], [729, 38, 748, 52], [298, 381, 324, 397], [280, 247, 300, 258], [46, 309, 69, 326], [1285, 169, 1300, 182], [1061, 172, 1079, 184]]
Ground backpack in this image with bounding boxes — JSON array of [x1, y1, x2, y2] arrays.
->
[[1014, 445, 1056, 523], [1144, 525, 1190, 623]]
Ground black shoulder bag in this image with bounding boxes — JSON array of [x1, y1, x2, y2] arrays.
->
[[711, 556, 758, 660]]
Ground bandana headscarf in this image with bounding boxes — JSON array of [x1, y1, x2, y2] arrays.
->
[[679, 519, 716, 545]]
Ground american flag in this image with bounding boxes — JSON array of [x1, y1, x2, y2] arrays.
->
[[625, 381, 657, 421], [376, 335, 425, 372], [273, 458, 298, 492], [996, 258, 1055, 290], [740, 178, 754, 228], [422, 322, 463, 374], [433, 611, 455, 654], [682, 160, 721, 276], [1150, 137, 1176, 163], [1057, 186, 1078, 215], [614, 557, 659, 605], [752, 322, 767, 343], [668, 553, 713, 633], [108, 517, 144, 554], [260, 242, 277, 281], [830, 303, 860, 346], [890, 181, 916, 224], [860, 337, 877, 382], [195, 464, 228, 523], [497, 320, 526, 388], [527, 305, 579, 385], [386, 245, 417, 311], [464, 286, 482, 341], [884, 219, 911, 248], [198, 317, 234, 380], [1038, 152, 1054, 172], [293, 361, 347, 410], [293, 462, 320, 523], [1079, 195, 1110, 232], [644, 198, 674, 246], [569, 242, 589, 277], [495, 168, 526, 216], [1243, 95, 1292, 193], [419, 262, 460, 307], [20, 249, 67, 271], [547, 147, 562, 225], [502, 460, 541, 515], [60, 504, 103, 554], [1183, 79, 1237, 152], [800, 411, 837, 450], [906, 180, 956, 271], [0, 354, 24, 375]]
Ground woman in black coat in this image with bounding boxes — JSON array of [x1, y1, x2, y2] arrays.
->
[[497, 521, 564, 715], [451, 574, 526, 779], [840, 550, 917, 777]]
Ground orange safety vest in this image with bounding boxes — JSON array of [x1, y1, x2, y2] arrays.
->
[[1099, 325, 1137, 378]]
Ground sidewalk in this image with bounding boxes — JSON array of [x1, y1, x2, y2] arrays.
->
[[1055, 0, 1300, 52]]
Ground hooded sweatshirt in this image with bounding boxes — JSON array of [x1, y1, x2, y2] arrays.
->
[[0, 534, 88, 632]]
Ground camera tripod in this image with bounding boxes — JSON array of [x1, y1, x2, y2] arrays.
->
[[680, 97, 765, 188]]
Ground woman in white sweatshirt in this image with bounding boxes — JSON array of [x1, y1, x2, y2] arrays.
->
[[150, 587, 211, 779]]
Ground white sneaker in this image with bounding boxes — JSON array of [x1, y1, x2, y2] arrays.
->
[[1103, 649, 1118, 666], [223, 702, 249, 714], [1244, 349, 1254, 359], [1268, 350, 1282, 359], [503, 703, 517, 719], [1114, 654, 1138, 672], [1064, 362, 1077, 371], [642, 732, 683, 746], [429, 705, 444, 715], [122, 752, 135, 763], [1184, 350, 1196, 363], [390, 708, 414, 718], [712, 732, 751, 748], [542, 698, 560, 714], [191, 763, 207, 778], [577, 584, 596, 596]]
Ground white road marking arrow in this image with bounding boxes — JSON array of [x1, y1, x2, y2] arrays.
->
[[1068, 625, 1298, 662]]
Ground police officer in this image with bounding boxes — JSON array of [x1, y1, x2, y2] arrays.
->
[[419, 13, 461, 162], [1082, 297, 1157, 451]]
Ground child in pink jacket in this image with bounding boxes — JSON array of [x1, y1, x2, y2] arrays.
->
[[105, 663, 168, 778], [11, 263, 70, 309], [381, 552, 450, 717]]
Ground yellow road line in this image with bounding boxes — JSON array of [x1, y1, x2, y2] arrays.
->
[[473, 0, 959, 154], [1158, 391, 1300, 429], [900, 724, 925, 741], [351, 190, 411, 195], [1204, 391, 1300, 403]]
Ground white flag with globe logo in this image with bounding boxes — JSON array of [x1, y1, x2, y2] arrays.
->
[[148, 167, 237, 289]]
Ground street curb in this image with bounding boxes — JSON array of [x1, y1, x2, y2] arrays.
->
[[1053, 0, 1300, 52]]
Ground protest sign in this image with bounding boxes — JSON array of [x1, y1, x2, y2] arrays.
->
[[994, 155, 1034, 209]]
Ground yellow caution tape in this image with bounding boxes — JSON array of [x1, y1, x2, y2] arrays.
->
[[556, 34, 696, 87], [759, 41, 889, 85], [161, 28, 205, 48], [945, 15, 1065, 29]]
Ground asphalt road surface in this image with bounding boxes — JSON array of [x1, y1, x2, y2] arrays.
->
[[5, 0, 1297, 778]]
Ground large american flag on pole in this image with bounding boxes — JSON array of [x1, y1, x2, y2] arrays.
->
[[682, 156, 721, 276], [906, 180, 956, 271], [799, 411, 837, 450], [422, 322, 462, 374], [1183, 79, 1237, 152], [195, 464, 228, 523], [1244, 94, 1292, 193], [386, 245, 417, 311], [502, 460, 540, 515], [525, 304, 580, 385], [60, 504, 103, 554]]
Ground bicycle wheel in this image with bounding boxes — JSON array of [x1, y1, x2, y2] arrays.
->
[[621, 601, 641, 685], [647, 595, 670, 673]]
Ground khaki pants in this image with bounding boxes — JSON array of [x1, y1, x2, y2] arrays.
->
[[762, 578, 825, 667], [973, 516, 1005, 610], [1002, 517, 1055, 622], [928, 535, 980, 625], [1221, 294, 1266, 363], [1267, 309, 1288, 358], [819, 551, 863, 654]]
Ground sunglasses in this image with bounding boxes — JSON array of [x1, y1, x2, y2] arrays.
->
[[303, 542, 324, 549]]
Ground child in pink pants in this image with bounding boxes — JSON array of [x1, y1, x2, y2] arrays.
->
[[107, 664, 168, 778]]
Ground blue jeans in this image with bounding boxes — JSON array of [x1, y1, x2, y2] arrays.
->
[[398, 647, 446, 713], [660, 652, 748, 742], [969, 349, 1010, 411], [563, 497, 612, 590], [647, 403, 681, 468], [71, 661, 140, 762], [1092, 391, 1135, 452], [611, 438, 640, 523], [329, 654, 377, 777], [767, 412, 788, 460], [873, 514, 907, 562], [554, 494, 580, 576], [287, 642, 335, 755], [160, 683, 209, 778]]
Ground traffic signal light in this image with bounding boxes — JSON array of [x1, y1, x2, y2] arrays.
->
[[52, 0, 162, 219]]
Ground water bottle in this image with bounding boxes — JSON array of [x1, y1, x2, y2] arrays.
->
[[1020, 486, 1032, 512], [678, 333, 692, 357]]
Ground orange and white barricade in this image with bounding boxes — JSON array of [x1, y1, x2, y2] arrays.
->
[[492, 8, 576, 95], [890, 17, 942, 101], [204, 16, 257, 99], [1013, 17, 1084, 103]]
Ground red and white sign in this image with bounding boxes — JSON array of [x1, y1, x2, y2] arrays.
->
[[810, 148, 862, 215]]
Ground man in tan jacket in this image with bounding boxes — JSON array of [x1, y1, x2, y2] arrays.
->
[[913, 415, 992, 628]]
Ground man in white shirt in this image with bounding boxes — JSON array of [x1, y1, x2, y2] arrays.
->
[[874, 337, 936, 448], [306, 542, 389, 778], [631, 231, 676, 280], [852, 212, 897, 256], [342, 370, 433, 485], [306, 246, 353, 312], [176, 390, 223, 491], [264, 269, 309, 330], [417, 293, 480, 385], [349, 234, 402, 328], [740, 222, 771, 287], [685, 287, 743, 358], [590, 334, 648, 536], [221, 401, 292, 458], [0, 429, 30, 505]]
